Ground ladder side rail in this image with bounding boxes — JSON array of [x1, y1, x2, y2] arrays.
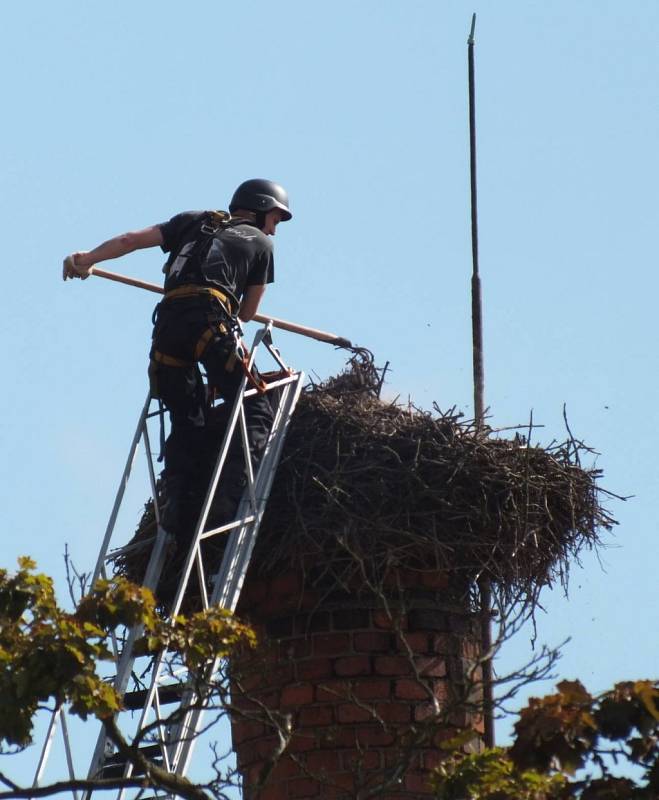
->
[[213, 374, 303, 611], [171, 372, 304, 777], [142, 420, 163, 527], [207, 405, 289, 611], [211, 374, 297, 597], [168, 370, 251, 619], [60, 711, 81, 800], [262, 338, 292, 372], [237, 402, 258, 511], [32, 706, 61, 788], [219, 375, 303, 611], [86, 527, 173, 784], [194, 545, 211, 611], [91, 393, 152, 584], [99, 562, 122, 663], [153, 691, 173, 774]]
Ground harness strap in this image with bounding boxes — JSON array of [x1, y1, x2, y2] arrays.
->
[[239, 350, 268, 394], [152, 350, 194, 368], [193, 328, 215, 361], [163, 284, 235, 315]]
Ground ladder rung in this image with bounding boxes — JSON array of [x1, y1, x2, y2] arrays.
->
[[101, 743, 162, 778], [123, 684, 185, 710]]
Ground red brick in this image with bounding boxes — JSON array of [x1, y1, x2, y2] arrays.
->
[[446, 704, 475, 726], [231, 687, 280, 713], [374, 655, 412, 676], [430, 633, 458, 655], [341, 749, 382, 770], [405, 770, 434, 794], [237, 579, 267, 607], [417, 656, 447, 678], [318, 725, 356, 748], [281, 683, 314, 708], [264, 615, 294, 637], [333, 608, 370, 629], [409, 608, 449, 632], [351, 678, 392, 701], [431, 679, 449, 702], [337, 703, 373, 723], [305, 750, 340, 773], [396, 631, 428, 653], [254, 782, 289, 800], [313, 632, 351, 656], [419, 570, 449, 590], [270, 571, 303, 597], [373, 610, 408, 630], [288, 731, 316, 753], [422, 750, 445, 770], [287, 777, 320, 797], [433, 727, 462, 747], [236, 736, 280, 767], [325, 771, 355, 792], [385, 750, 421, 769], [334, 655, 371, 677], [461, 638, 482, 658], [296, 658, 333, 681], [276, 661, 296, 683], [395, 678, 430, 701], [280, 637, 312, 659], [230, 719, 265, 745], [415, 701, 443, 722], [315, 680, 351, 702], [374, 701, 411, 724], [353, 631, 391, 652], [296, 611, 331, 634], [357, 726, 395, 747], [472, 714, 485, 735], [267, 755, 301, 780], [298, 705, 334, 727]]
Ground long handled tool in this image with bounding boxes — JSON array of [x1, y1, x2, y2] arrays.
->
[[88, 266, 353, 349]]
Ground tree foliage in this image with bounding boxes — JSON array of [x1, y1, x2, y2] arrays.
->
[[434, 679, 659, 799], [0, 558, 255, 797]]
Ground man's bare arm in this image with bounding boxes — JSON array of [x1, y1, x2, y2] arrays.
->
[[63, 225, 164, 280], [239, 284, 266, 322]]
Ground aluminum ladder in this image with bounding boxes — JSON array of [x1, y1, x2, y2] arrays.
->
[[33, 322, 304, 798]]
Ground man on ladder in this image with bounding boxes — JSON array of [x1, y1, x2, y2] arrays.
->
[[63, 178, 293, 537]]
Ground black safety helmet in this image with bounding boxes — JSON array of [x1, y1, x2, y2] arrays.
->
[[229, 178, 292, 221]]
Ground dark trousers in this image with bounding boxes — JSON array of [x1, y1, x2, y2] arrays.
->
[[151, 298, 274, 501]]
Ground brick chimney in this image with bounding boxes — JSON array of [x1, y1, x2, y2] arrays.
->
[[231, 566, 483, 799]]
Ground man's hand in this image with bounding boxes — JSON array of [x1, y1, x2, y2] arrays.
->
[[63, 253, 94, 281]]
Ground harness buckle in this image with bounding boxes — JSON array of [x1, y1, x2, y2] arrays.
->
[[200, 209, 231, 235]]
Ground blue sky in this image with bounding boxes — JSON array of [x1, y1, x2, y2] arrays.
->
[[1, 0, 657, 787]]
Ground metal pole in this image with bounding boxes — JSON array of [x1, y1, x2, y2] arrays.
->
[[467, 12, 495, 749], [468, 13, 485, 423]]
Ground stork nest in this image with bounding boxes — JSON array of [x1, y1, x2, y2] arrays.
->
[[115, 352, 617, 613]]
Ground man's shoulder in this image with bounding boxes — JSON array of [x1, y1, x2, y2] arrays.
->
[[158, 210, 208, 252], [222, 222, 272, 251], [163, 210, 207, 228]]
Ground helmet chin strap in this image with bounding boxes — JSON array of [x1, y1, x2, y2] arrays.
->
[[254, 210, 267, 230]]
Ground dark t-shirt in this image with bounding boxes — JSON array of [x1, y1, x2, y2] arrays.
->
[[158, 210, 274, 310]]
